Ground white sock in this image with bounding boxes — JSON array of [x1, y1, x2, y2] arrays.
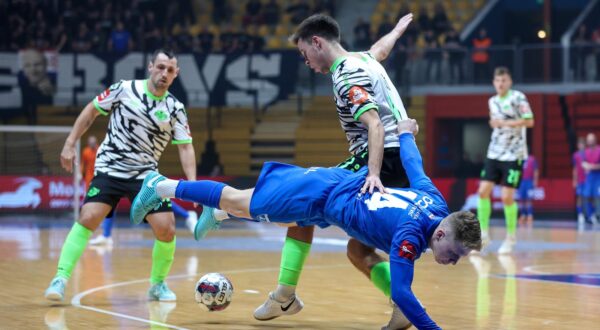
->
[[156, 179, 179, 198], [213, 209, 229, 221], [274, 284, 296, 301]]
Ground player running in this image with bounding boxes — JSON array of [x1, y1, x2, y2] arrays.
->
[[44, 49, 196, 302], [131, 119, 482, 330]]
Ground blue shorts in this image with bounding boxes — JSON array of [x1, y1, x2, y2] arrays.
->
[[249, 162, 350, 225], [517, 179, 533, 200], [583, 171, 600, 198]]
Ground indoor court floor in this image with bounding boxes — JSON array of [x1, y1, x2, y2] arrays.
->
[[1, 215, 599, 329]]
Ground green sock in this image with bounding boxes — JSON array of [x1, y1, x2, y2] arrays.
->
[[504, 203, 518, 236], [478, 198, 491, 232], [278, 237, 311, 286], [150, 237, 176, 284], [370, 261, 391, 297], [56, 222, 93, 279]]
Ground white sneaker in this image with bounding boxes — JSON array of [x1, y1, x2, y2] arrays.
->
[[498, 236, 516, 254], [481, 231, 491, 250], [147, 301, 177, 323], [591, 214, 599, 226], [382, 304, 412, 330], [185, 211, 198, 235], [577, 213, 586, 229], [253, 292, 304, 321], [89, 235, 113, 246]]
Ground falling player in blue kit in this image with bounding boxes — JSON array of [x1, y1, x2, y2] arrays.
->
[[131, 119, 482, 329]]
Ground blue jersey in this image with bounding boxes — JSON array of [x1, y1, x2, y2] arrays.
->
[[249, 133, 445, 329]]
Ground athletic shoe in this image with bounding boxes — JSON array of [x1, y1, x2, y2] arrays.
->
[[194, 206, 221, 241], [590, 214, 599, 226], [185, 210, 198, 235], [381, 303, 412, 330], [130, 171, 166, 225], [253, 292, 304, 321], [89, 235, 113, 246], [45, 276, 67, 301], [148, 282, 177, 302], [498, 235, 516, 254], [577, 213, 585, 228]]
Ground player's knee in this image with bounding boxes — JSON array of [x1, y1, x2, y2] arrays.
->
[[154, 223, 176, 241]]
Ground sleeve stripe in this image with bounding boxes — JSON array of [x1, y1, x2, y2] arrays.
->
[[93, 98, 109, 116], [353, 103, 378, 120], [172, 139, 192, 145], [521, 113, 533, 119]]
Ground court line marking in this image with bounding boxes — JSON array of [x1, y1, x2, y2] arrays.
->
[[489, 273, 600, 290], [523, 261, 600, 274], [71, 263, 350, 329]]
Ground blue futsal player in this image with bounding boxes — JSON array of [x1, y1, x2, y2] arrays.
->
[[131, 119, 482, 329]]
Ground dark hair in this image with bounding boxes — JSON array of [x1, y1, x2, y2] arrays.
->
[[290, 14, 340, 45], [150, 48, 176, 63], [447, 211, 482, 251], [494, 66, 511, 77]]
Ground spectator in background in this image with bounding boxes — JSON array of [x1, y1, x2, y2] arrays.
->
[[263, 0, 281, 30], [424, 30, 441, 83], [313, 0, 335, 16], [51, 18, 69, 52], [248, 25, 265, 52], [431, 2, 449, 37], [417, 5, 431, 34], [287, 0, 311, 25], [18, 49, 55, 124], [243, 0, 263, 26], [353, 18, 371, 50], [220, 25, 238, 53], [572, 25, 589, 82], [196, 25, 214, 53], [518, 154, 539, 226], [573, 136, 588, 228], [592, 26, 600, 82], [472, 28, 491, 83], [90, 22, 107, 52], [197, 140, 223, 177], [213, 0, 232, 25], [71, 23, 92, 53], [377, 14, 395, 41], [444, 27, 464, 84], [108, 21, 132, 55]]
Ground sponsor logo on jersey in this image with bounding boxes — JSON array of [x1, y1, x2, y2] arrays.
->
[[98, 88, 110, 101], [348, 86, 368, 105], [398, 240, 417, 261], [154, 109, 169, 122], [256, 214, 270, 222]]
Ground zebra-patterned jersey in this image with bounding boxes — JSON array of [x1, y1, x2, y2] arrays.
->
[[330, 52, 407, 154], [92, 79, 192, 179], [486, 89, 533, 161]]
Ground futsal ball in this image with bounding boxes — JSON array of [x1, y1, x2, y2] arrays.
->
[[194, 272, 234, 311]]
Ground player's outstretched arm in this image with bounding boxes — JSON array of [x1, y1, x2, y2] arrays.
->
[[60, 102, 101, 173], [369, 13, 413, 62], [391, 261, 441, 329]]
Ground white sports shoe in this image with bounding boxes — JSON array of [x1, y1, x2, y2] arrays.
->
[[185, 211, 198, 235], [498, 235, 516, 254], [253, 292, 304, 321], [590, 214, 599, 226], [481, 231, 491, 250], [577, 213, 586, 231], [382, 304, 412, 330], [89, 235, 113, 246], [147, 301, 177, 323]]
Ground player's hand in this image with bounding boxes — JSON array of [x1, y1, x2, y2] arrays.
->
[[393, 13, 413, 37], [489, 119, 504, 128], [60, 144, 77, 173], [582, 162, 591, 171], [361, 174, 386, 194], [397, 118, 419, 136]]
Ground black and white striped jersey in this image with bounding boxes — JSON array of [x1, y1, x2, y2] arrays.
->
[[92, 79, 192, 179], [486, 89, 533, 161], [330, 52, 407, 154]]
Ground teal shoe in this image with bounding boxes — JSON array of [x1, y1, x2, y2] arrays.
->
[[130, 171, 166, 225], [148, 282, 177, 302], [194, 206, 221, 241], [44, 276, 67, 301]]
